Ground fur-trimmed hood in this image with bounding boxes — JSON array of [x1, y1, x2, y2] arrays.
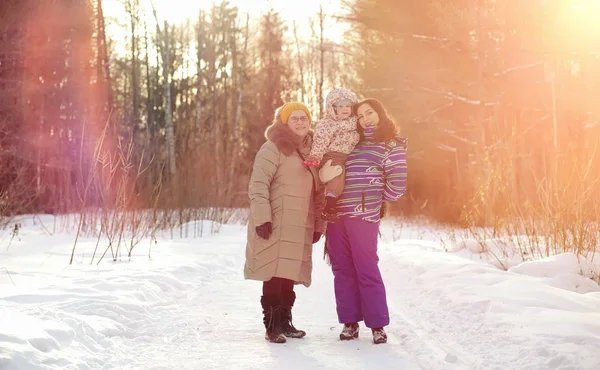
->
[[325, 87, 357, 121], [265, 122, 313, 157]]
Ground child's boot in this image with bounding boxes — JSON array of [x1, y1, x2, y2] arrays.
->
[[339, 323, 359, 340], [372, 327, 387, 344], [322, 196, 340, 222]]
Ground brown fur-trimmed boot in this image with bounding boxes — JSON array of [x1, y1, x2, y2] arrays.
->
[[261, 295, 286, 343], [280, 291, 306, 338]]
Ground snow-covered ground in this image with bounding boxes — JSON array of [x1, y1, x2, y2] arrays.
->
[[1, 215, 600, 369]]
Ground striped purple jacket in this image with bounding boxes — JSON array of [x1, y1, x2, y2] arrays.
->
[[336, 126, 408, 223]]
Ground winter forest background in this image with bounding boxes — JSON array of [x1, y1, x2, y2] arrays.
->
[[1, 0, 600, 259]]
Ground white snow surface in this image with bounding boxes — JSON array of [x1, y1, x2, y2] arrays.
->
[[1, 216, 600, 370]]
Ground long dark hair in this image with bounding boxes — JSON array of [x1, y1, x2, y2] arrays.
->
[[353, 98, 398, 142]]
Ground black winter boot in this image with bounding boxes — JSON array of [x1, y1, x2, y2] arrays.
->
[[281, 291, 306, 338], [261, 295, 286, 343]]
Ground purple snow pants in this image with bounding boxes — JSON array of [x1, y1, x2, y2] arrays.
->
[[326, 216, 389, 328]]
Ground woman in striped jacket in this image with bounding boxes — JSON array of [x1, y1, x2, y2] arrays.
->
[[325, 98, 408, 344]]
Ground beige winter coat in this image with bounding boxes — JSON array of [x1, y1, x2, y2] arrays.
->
[[244, 122, 326, 287]]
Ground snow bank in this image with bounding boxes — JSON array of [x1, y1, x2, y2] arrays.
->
[[446, 235, 600, 295], [381, 242, 600, 369], [0, 262, 189, 370], [0, 220, 196, 370], [508, 253, 600, 294], [449, 238, 523, 270]]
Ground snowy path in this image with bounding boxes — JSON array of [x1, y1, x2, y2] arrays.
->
[[2, 219, 600, 369], [153, 231, 422, 370], [1, 224, 421, 369]]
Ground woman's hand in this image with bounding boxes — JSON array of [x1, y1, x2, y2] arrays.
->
[[256, 222, 272, 239]]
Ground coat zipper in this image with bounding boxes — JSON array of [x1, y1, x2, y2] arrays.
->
[[361, 191, 365, 212]]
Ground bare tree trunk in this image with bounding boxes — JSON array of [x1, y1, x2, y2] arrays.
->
[[234, 13, 249, 141], [36, 98, 44, 194], [144, 19, 153, 146], [142, 17, 156, 187], [222, 28, 230, 172], [208, 17, 221, 197], [195, 10, 204, 136], [129, 0, 139, 129], [475, 0, 485, 150], [318, 6, 325, 119], [123, 63, 129, 125], [307, 19, 317, 113], [228, 13, 249, 190], [96, 0, 113, 144], [293, 21, 306, 102], [551, 67, 558, 151], [180, 23, 190, 127], [212, 70, 220, 196], [150, 1, 176, 176], [163, 21, 176, 176], [96, 0, 112, 109]]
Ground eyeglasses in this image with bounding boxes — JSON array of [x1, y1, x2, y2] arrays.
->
[[288, 116, 309, 124]]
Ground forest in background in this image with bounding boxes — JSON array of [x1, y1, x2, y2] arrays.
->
[[2, 0, 600, 258]]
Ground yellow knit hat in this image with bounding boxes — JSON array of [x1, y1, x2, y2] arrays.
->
[[279, 102, 312, 125]]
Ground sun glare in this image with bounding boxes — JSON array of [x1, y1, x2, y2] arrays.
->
[[553, 0, 600, 48]]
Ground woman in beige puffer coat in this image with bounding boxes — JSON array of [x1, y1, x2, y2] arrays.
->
[[244, 102, 326, 344]]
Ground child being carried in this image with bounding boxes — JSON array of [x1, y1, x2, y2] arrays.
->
[[304, 88, 360, 221]]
